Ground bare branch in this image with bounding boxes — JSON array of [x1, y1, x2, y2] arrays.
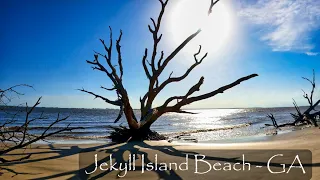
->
[[162, 76, 204, 107], [114, 105, 124, 123], [302, 69, 316, 107], [157, 51, 164, 68], [267, 114, 278, 128], [140, 0, 228, 121], [85, 26, 140, 129], [157, 45, 207, 93], [116, 29, 124, 79], [266, 114, 296, 128], [157, 0, 219, 75], [169, 71, 173, 78], [86, 54, 119, 89], [208, 0, 221, 15], [267, 70, 319, 128], [142, 48, 151, 79], [0, 94, 83, 159], [168, 74, 258, 110], [101, 86, 116, 91], [292, 99, 302, 116], [0, 84, 33, 95], [0, 84, 34, 105], [194, 45, 202, 59], [158, 29, 201, 74], [78, 88, 122, 106], [176, 110, 198, 114], [150, 18, 156, 29], [148, 0, 168, 73], [302, 89, 312, 105], [148, 25, 154, 33]]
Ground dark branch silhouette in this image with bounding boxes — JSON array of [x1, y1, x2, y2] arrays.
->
[[0, 86, 83, 163], [80, 0, 258, 142], [266, 70, 319, 128]]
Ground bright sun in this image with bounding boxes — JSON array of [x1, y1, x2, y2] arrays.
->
[[169, 0, 234, 57]]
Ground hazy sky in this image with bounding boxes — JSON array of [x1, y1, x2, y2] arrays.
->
[[1, 0, 320, 109]]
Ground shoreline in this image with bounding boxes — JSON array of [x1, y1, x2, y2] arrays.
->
[[32, 124, 305, 145], [2, 126, 317, 148]]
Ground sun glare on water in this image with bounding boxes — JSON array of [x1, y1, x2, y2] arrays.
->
[[169, 0, 234, 57]]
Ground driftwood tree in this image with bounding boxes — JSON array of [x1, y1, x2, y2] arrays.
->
[[266, 70, 319, 128], [0, 85, 82, 163], [80, 0, 258, 141]]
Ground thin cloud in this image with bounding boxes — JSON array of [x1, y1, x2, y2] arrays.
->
[[305, 51, 319, 56], [238, 0, 320, 55]]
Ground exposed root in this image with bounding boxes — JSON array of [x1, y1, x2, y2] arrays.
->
[[106, 125, 166, 143]]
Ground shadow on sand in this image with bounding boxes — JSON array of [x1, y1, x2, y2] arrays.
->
[[0, 141, 319, 179]]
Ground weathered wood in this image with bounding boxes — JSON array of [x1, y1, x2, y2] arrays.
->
[[81, 0, 257, 142], [266, 70, 319, 128]]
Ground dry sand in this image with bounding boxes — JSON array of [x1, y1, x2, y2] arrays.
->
[[0, 127, 319, 180]]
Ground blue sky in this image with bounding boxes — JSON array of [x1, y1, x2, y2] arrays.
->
[[1, 0, 319, 109]]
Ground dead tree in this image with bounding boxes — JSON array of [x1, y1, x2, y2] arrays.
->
[[0, 86, 83, 163], [266, 114, 278, 128], [80, 0, 258, 142], [298, 69, 319, 126], [0, 84, 32, 107], [265, 113, 295, 128], [267, 70, 319, 128]]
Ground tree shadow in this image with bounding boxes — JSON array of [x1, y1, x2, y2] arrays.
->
[[1, 141, 319, 179], [0, 166, 40, 178], [0, 143, 115, 178]]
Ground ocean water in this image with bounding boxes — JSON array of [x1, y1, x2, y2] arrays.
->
[[0, 107, 310, 143]]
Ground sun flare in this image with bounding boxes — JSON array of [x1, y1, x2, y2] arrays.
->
[[169, 0, 234, 57]]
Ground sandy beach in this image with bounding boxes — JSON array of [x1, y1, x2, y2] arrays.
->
[[1, 127, 319, 180]]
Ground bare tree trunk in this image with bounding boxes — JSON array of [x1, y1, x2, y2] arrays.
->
[[80, 0, 257, 142]]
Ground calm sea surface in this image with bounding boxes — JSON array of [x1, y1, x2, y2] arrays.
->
[[0, 107, 310, 143]]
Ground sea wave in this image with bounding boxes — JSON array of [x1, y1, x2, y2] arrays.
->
[[165, 123, 251, 136]]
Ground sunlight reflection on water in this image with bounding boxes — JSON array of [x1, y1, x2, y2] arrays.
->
[[1, 107, 303, 142], [159, 109, 243, 129]]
